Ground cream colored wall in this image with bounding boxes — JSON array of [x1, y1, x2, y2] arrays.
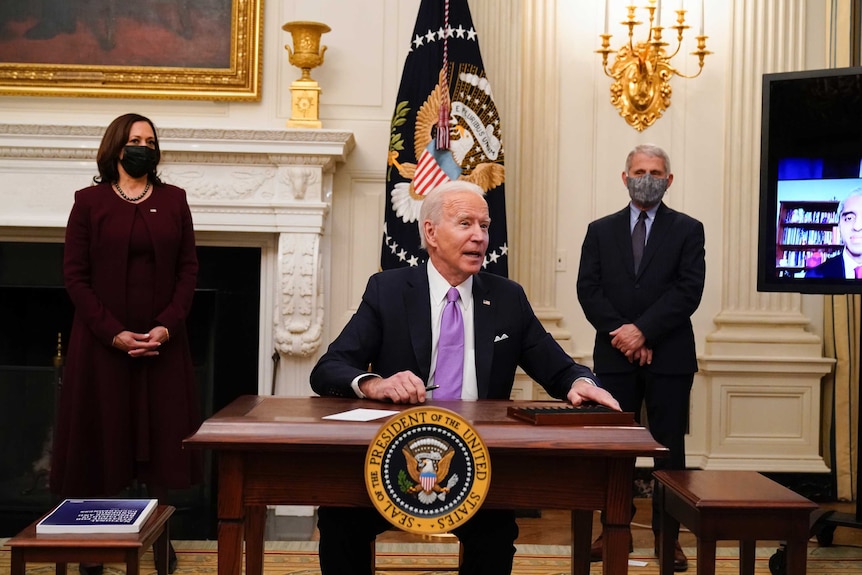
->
[[0, 0, 844, 472]]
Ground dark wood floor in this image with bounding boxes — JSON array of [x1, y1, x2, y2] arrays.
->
[[374, 498, 862, 549]]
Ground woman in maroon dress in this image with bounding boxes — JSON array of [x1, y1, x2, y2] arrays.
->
[[50, 113, 201, 575]]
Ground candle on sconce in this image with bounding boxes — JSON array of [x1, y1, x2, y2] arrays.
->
[[604, 0, 609, 34], [656, 0, 662, 27], [700, 0, 705, 35]]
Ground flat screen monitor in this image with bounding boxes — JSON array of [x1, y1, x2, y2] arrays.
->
[[757, 66, 862, 293]]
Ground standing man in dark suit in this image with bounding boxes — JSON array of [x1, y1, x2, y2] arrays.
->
[[577, 144, 705, 572], [311, 180, 619, 575]]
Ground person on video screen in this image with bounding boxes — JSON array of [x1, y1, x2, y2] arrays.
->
[[805, 188, 862, 279]]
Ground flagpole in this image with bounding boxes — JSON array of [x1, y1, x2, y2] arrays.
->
[[437, 0, 451, 151]]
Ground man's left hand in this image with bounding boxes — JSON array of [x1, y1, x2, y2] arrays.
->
[[629, 345, 653, 366], [567, 379, 621, 411]]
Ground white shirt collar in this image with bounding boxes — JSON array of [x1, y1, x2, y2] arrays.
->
[[629, 202, 659, 222], [427, 261, 473, 307]]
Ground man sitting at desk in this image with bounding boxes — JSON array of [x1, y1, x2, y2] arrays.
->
[[310, 180, 620, 575]]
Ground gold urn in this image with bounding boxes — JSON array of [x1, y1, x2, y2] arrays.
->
[[283, 21, 331, 128]]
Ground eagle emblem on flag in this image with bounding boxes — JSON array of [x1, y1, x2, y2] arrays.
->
[[387, 67, 505, 225]]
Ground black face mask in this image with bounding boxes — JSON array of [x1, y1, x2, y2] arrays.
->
[[120, 145, 157, 178]]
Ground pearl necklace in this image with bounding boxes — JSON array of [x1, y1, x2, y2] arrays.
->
[[114, 180, 150, 202]]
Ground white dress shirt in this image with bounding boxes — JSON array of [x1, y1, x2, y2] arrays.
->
[[426, 261, 478, 400]]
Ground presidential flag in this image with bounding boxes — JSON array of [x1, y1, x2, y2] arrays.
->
[[382, 0, 508, 276]]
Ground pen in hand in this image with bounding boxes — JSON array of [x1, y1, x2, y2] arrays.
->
[[425, 384, 439, 391]]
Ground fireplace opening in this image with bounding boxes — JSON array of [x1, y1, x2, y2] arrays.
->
[[0, 241, 260, 539]]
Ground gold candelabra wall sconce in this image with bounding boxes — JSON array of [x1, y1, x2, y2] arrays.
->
[[596, 1, 710, 132]]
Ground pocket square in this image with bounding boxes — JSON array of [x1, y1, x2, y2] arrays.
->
[[494, 334, 509, 343]]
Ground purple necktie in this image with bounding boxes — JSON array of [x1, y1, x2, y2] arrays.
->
[[434, 287, 464, 400]]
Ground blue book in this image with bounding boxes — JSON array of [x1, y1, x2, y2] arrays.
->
[[36, 499, 158, 534]]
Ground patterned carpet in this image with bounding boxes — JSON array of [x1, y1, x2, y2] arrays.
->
[[2, 540, 861, 574]]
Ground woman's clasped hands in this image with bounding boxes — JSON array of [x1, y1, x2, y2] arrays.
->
[[111, 326, 170, 357]]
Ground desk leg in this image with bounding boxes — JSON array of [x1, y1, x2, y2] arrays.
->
[[245, 505, 267, 575], [126, 549, 139, 575], [603, 459, 635, 575], [656, 482, 677, 575], [696, 539, 716, 575], [570, 509, 592, 575], [9, 550, 23, 575], [785, 539, 808, 575], [154, 521, 170, 575], [603, 525, 630, 575], [217, 452, 246, 575], [218, 520, 245, 575], [739, 540, 755, 575]]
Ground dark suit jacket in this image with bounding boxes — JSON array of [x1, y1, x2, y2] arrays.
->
[[576, 202, 705, 375], [311, 264, 596, 400], [804, 254, 845, 278]]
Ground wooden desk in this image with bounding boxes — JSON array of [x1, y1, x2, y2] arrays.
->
[[6, 504, 174, 575], [184, 395, 666, 575]]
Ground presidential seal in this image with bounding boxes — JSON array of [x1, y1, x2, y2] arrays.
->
[[365, 406, 491, 535]]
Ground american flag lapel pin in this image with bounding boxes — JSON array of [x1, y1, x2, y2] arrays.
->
[[483, 299, 490, 306], [150, 208, 157, 212]]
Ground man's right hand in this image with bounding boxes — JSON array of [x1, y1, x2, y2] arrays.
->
[[359, 370, 429, 404], [609, 323, 646, 355]]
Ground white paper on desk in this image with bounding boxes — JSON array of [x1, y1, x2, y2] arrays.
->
[[629, 559, 648, 567], [322, 408, 399, 422]]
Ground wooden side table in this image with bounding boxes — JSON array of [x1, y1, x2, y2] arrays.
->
[[653, 471, 816, 575], [6, 504, 175, 575]]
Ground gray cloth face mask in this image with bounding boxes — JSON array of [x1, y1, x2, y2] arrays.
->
[[626, 174, 668, 208]]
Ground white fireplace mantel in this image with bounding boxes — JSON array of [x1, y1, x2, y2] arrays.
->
[[0, 123, 355, 396]]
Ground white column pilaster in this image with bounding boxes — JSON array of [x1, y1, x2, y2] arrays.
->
[[474, 0, 569, 340], [700, 0, 832, 472], [473, 0, 569, 399]]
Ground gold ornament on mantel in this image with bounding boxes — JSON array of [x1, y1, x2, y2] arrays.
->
[[283, 21, 331, 129]]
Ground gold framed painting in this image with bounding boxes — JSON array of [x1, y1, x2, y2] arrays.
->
[[0, 0, 262, 100]]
